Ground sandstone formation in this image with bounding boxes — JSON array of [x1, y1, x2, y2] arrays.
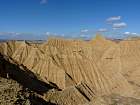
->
[[0, 35, 140, 105]]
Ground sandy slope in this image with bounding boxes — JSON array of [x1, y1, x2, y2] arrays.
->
[[0, 36, 140, 104]]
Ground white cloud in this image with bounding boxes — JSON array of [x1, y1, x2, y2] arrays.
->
[[124, 32, 131, 35], [97, 28, 108, 32], [80, 34, 86, 37], [15, 33, 21, 35], [79, 34, 91, 39], [124, 32, 139, 36], [112, 22, 127, 29], [81, 29, 88, 33], [106, 16, 121, 23], [44, 32, 64, 37], [131, 33, 137, 35], [40, 0, 47, 4], [45, 32, 50, 35]]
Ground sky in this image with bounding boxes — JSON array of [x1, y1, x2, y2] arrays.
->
[[0, 0, 140, 40]]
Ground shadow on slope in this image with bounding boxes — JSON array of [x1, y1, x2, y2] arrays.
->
[[0, 53, 59, 95]]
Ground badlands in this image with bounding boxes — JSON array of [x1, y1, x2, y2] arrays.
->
[[0, 35, 140, 105]]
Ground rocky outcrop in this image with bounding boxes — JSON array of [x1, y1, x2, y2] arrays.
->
[[0, 36, 140, 104]]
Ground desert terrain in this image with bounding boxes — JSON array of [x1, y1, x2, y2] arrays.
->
[[0, 35, 140, 105]]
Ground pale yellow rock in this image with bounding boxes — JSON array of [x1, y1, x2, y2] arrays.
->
[[0, 36, 140, 103]]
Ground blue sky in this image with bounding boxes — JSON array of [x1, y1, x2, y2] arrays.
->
[[0, 0, 140, 39]]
